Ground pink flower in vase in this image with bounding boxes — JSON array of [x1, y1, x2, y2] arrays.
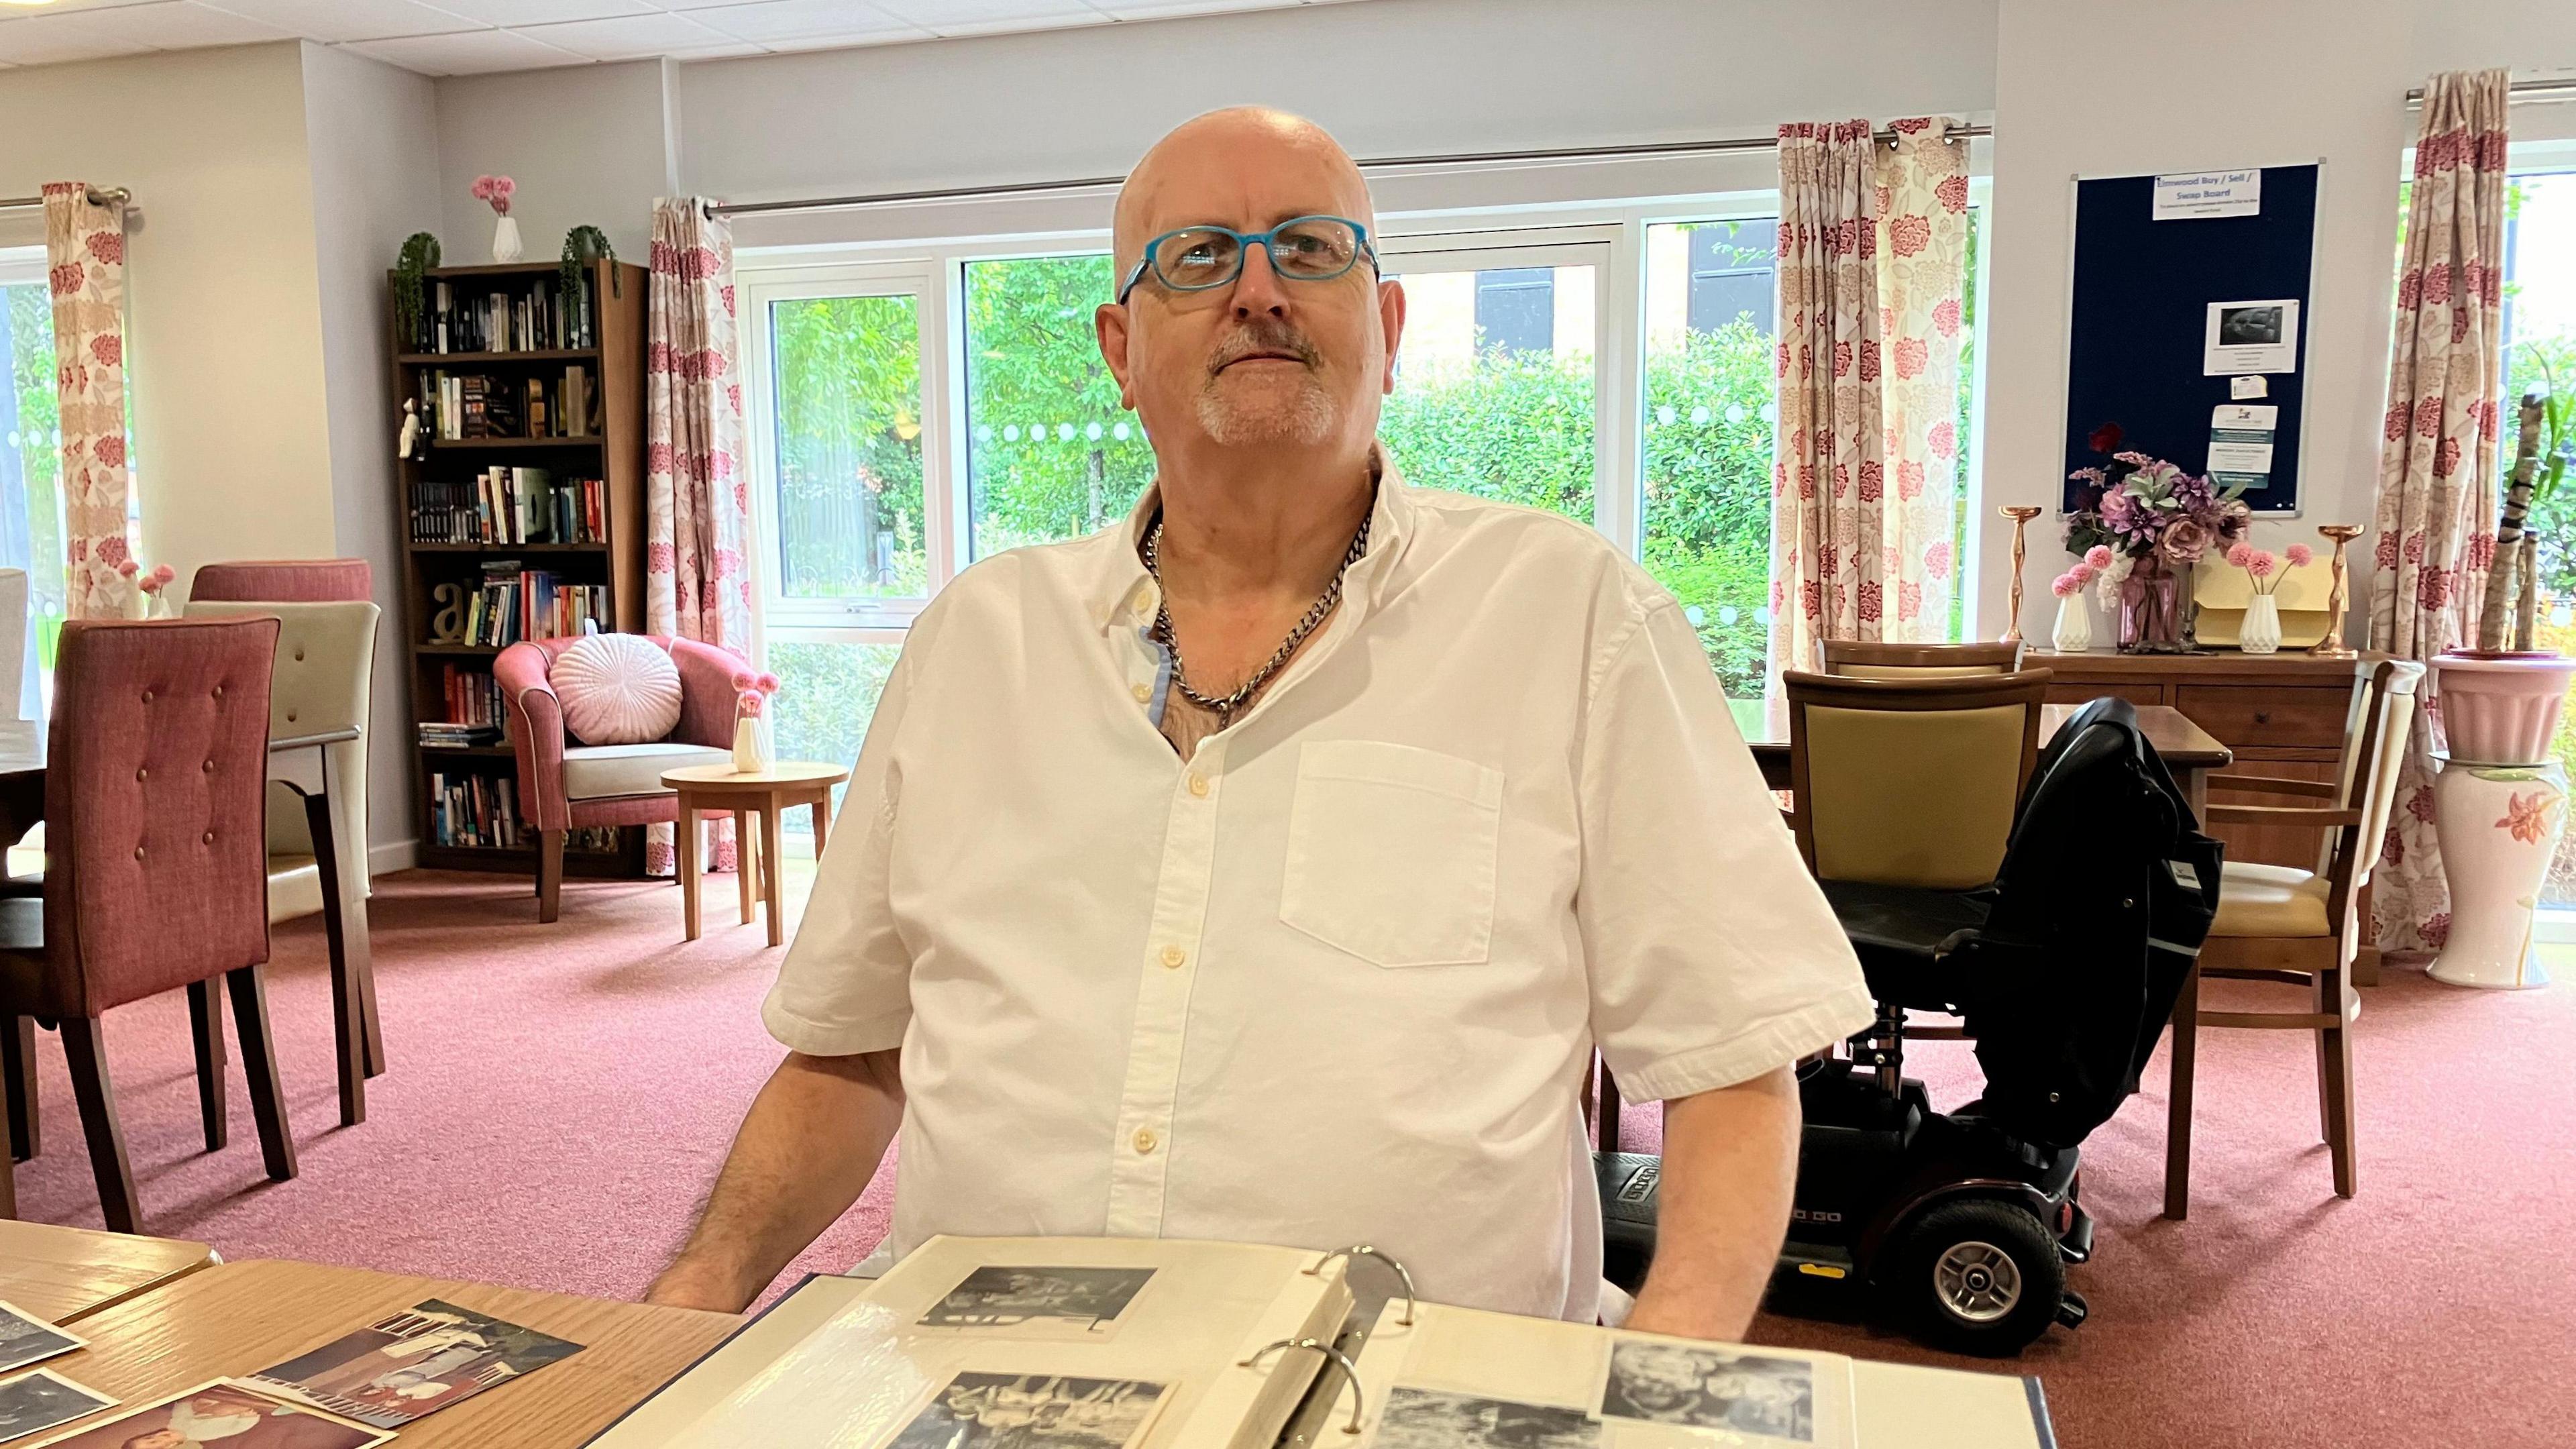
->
[[470, 174, 516, 217], [737, 688, 766, 720], [2084, 545, 2113, 571], [2286, 543, 2314, 569], [136, 563, 175, 596]]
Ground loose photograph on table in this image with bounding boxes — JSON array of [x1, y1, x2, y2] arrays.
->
[[915, 1267, 1157, 1335], [1373, 1387, 1600, 1449], [0, 1369, 115, 1443], [886, 1373, 1171, 1449], [1599, 1341, 1816, 1444], [0, 1303, 82, 1377], [25, 1381, 390, 1449], [245, 1299, 584, 1430]]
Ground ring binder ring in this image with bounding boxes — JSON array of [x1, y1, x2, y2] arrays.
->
[[1240, 1336, 1366, 1436], [1305, 1245, 1417, 1327]]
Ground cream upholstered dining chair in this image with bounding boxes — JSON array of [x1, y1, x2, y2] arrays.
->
[[2165, 659, 2423, 1214], [184, 599, 382, 1130]]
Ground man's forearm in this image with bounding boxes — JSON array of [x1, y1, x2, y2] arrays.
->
[[1621, 1065, 1801, 1341], [645, 1049, 904, 1313]]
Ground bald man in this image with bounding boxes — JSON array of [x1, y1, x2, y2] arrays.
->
[[647, 109, 1869, 1336]]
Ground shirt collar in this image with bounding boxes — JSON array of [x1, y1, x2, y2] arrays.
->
[[1091, 443, 1416, 633]]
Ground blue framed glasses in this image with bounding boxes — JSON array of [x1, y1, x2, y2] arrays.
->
[[1117, 215, 1379, 304]]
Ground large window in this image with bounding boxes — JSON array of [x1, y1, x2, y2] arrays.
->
[[0, 256, 65, 715], [742, 195, 1991, 840]]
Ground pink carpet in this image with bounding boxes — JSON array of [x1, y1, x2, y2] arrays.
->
[[8, 870, 2573, 1447]]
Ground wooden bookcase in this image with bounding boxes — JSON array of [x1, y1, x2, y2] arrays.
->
[[388, 258, 651, 878]]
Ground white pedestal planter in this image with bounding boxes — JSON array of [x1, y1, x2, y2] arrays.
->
[[2427, 757, 2561, 989]]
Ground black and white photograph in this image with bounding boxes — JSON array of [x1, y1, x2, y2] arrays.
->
[[1600, 1341, 1817, 1444], [0, 1368, 115, 1442], [916, 1267, 1157, 1334], [1372, 1388, 1600, 1449], [885, 1373, 1170, 1449], [0, 1303, 81, 1377], [2201, 297, 2302, 374]]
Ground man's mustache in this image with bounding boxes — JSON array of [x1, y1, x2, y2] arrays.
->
[[1207, 323, 1319, 374]]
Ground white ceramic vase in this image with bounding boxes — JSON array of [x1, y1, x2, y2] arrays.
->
[[491, 215, 525, 264], [2428, 757, 2563, 989], [2050, 594, 2092, 653], [2239, 593, 2282, 654], [732, 714, 771, 775]]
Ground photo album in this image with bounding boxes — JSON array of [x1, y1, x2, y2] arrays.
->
[[583, 1236, 1356, 1449]]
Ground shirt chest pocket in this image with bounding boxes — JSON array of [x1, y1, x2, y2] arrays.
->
[[1279, 740, 1505, 967]]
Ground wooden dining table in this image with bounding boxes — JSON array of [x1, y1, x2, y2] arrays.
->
[[1745, 701, 2234, 814], [0, 1219, 217, 1324]]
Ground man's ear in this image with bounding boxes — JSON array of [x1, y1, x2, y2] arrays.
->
[[1378, 278, 1407, 395], [1095, 302, 1137, 409]]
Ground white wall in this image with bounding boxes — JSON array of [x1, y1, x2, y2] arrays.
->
[[0, 43, 339, 582], [436, 58, 677, 266], [1980, 0, 2576, 641], [301, 42, 443, 859]]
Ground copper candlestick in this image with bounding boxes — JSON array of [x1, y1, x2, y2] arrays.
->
[[2311, 524, 2365, 659], [2000, 506, 2044, 644]]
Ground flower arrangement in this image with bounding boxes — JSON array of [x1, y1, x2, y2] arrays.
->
[[470, 174, 516, 217], [2063, 424, 2251, 578], [2226, 541, 2314, 596], [117, 559, 177, 619], [731, 668, 781, 720], [729, 669, 781, 773], [2052, 544, 2114, 601]]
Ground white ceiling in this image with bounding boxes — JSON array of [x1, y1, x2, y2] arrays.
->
[[0, 0, 1358, 76]]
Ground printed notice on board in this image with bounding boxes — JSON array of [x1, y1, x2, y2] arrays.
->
[[2204, 299, 2301, 374], [2154, 169, 2262, 220], [2209, 403, 2279, 492]]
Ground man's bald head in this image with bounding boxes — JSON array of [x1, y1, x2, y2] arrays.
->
[[1112, 107, 1375, 283]]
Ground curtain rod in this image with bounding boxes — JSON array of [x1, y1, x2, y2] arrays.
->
[[708, 122, 1994, 219], [0, 185, 130, 215], [2405, 75, 2576, 106]]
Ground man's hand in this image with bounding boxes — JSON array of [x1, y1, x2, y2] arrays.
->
[[1619, 1065, 1801, 1342], [645, 1049, 904, 1313]]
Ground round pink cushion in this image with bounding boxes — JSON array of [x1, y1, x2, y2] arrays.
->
[[552, 634, 683, 745]]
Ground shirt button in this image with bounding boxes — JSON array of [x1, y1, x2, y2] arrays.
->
[[1187, 774, 1209, 798], [1161, 944, 1187, 969], [1131, 683, 1152, 703], [1132, 1128, 1159, 1155], [1131, 588, 1154, 614]]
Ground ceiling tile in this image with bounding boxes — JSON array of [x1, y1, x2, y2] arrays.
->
[[1094, 0, 1324, 17], [423, 0, 654, 24], [513, 9, 732, 58], [342, 25, 587, 74], [873, 0, 1099, 27], [193, 0, 483, 43], [679, 0, 918, 44], [0, 7, 164, 66], [140, 2, 305, 46]]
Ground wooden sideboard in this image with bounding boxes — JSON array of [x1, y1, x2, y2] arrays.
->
[[2025, 647, 2383, 979]]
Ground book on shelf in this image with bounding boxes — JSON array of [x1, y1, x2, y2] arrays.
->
[[585, 1235, 1356, 1449], [416, 364, 597, 441], [411, 470, 606, 545], [433, 662, 507, 729], [419, 724, 502, 749], [428, 767, 521, 848], [455, 560, 610, 647], [415, 274, 596, 355]]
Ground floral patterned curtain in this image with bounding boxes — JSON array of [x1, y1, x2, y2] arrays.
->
[[2366, 68, 2510, 953], [1769, 121, 1885, 684], [646, 197, 749, 874], [43, 184, 129, 621], [1874, 119, 1970, 639]]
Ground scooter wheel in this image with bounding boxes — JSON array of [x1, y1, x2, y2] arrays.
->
[[1887, 1199, 2069, 1356]]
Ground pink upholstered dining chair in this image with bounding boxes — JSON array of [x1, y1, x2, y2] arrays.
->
[[0, 616, 296, 1232], [189, 558, 372, 604], [494, 635, 741, 922]]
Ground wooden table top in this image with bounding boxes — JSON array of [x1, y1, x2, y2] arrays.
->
[[46, 1260, 737, 1448], [0, 1220, 217, 1324], [1748, 702, 2231, 767], [662, 761, 849, 792]]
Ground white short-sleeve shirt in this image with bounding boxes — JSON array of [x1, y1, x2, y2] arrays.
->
[[765, 465, 1874, 1322]]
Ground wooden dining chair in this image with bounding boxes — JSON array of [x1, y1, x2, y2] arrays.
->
[[2164, 659, 2422, 1216], [1784, 668, 2053, 890], [0, 616, 296, 1232], [1819, 639, 2023, 679]]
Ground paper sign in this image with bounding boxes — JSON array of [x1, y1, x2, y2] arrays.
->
[[2209, 402, 2279, 491], [2155, 169, 2262, 220], [2204, 299, 2300, 375], [2231, 375, 2269, 399]]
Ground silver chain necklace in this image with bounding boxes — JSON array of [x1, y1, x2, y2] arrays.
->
[[1143, 508, 1373, 727]]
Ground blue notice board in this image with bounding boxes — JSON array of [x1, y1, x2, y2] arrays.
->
[[2062, 164, 2317, 514]]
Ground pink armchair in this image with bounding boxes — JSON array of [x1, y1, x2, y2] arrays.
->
[[494, 635, 741, 921]]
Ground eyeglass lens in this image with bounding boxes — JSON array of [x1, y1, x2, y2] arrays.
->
[[1152, 218, 1361, 290]]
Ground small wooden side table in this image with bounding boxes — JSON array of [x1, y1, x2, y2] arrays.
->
[[661, 762, 849, 947]]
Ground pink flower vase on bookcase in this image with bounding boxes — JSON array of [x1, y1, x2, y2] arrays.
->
[[474, 174, 521, 263], [731, 669, 778, 773]]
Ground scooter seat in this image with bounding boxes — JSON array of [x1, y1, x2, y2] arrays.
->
[[1817, 877, 1991, 1013]]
